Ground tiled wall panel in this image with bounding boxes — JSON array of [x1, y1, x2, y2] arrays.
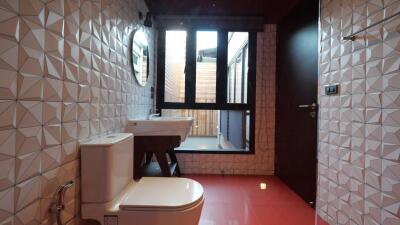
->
[[0, 0, 153, 224], [317, 0, 400, 225], [176, 25, 276, 175]]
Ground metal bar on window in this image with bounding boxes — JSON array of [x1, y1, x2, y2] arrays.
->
[[216, 31, 228, 105]]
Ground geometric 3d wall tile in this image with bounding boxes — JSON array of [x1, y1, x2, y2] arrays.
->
[[61, 141, 77, 164], [0, 129, 15, 160], [383, 55, 400, 75], [43, 102, 61, 125], [19, 15, 45, 49], [0, 0, 156, 224], [381, 143, 400, 161], [61, 122, 77, 143], [318, 1, 400, 224], [89, 119, 99, 136], [78, 66, 91, 85], [64, 40, 79, 64], [63, 61, 78, 84], [78, 84, 90, 102], [62, 102, 77, 123], [17, 74, 42, 100], [0, 37, 18, 71], [366, 59, 383, 77], [15, 126, 42, 156], [77, 103, 89, 121], [15, 152, 41, 184], [352, 79, 366, 94], [0, 69, 17, 100], [382, 209, 400, 225], [383, 73, 400, 92], [366, 124, 383, 141], [0, 101, 15, 129], [90, 87, 100, 103], [43, 77, 63, 101], [383, 126, 400, 145], [14, 199, 40, 225], [62, 81, 78, 102], [0, 159, 14, 191], [366, 93, 382, 108], [16, 101, 42, 128], [0, 187, 14, 221], [366, 76, 383, 93], [64, 3, 80, 43], [44, 54, 63, 80], [366, 108, 382, 124], [43, 124, 61, 147], [79, 48, 91, 68], [382, 91, 400, 108], [78, 121, 89, 140], [382, 109, 400, 126], [61, 160, 79, 183], [366, 43, 383, 62], [14, 177, 41, 212], [0, 8, 19, 41], [41, 145, 62, 174], [383, 37, 400, 58], [45, 0, 64, 33]]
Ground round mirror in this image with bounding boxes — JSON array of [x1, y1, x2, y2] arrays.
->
[[130, 28, 149, 86]]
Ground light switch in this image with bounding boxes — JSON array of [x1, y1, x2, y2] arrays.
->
[[325, 84, 339, 95]]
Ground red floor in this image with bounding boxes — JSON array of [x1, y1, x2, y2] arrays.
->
[[185, 175, 316, 225]]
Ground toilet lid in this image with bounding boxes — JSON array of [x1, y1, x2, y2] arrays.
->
[[119, 177, 204, 211]]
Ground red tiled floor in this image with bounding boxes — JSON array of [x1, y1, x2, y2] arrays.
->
[[185, 175, 316, 225]]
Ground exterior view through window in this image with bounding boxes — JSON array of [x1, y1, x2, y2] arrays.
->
[[160, 30, 253, 152], [164, 30, 186, 102]]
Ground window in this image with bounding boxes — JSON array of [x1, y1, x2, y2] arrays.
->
[[157, 28, 256, 153], [196, 31, 217, 103], [165, 31, 187, 102]]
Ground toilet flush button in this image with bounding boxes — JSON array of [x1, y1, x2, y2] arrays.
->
[[104, 215, 118, 225]]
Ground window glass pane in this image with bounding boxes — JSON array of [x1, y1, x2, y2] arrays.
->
[[162, 109, 250, 151], [196, 31, 217, 103], [227, 32, 249, 104], [164, 30, 186, 102]]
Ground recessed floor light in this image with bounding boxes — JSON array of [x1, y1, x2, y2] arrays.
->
[[260, 182, 267, 190]]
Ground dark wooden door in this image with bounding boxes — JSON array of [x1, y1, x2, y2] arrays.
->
[[275, 0, 319, 206]]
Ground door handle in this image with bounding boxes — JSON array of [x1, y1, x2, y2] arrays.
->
[[298, 103, 317, 110]]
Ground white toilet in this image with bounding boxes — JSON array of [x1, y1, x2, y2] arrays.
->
[[80, 133, 204, 225]]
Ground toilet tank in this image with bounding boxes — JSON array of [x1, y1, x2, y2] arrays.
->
[[80, 133, 133, 203]]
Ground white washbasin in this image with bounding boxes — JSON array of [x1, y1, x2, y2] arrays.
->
[[126, 117, 193, 142]]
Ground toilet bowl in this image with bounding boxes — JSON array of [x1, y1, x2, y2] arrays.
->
[[80, 133, 204, 225]]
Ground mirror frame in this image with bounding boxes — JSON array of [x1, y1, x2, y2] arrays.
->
[[130, 27, 150, 87]]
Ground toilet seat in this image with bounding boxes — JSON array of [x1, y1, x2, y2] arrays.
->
[[119, 177, 204, 211]]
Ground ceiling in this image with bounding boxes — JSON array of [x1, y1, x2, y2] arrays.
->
[[144, 0, 301, 23]]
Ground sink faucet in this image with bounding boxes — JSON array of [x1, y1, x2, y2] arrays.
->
[[148, 108, 161, 119], [148, 113, 160, 119]]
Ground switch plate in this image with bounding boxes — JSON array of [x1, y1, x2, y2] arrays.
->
[[324, 84, 339, 95]]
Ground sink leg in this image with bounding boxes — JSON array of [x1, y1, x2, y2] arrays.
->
[[154, 152, 171, 176], [145, 152, 153, 165], [168, 149, 181, 176]]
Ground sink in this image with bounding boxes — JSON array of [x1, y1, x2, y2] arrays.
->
[[126, 117, 193, 142]]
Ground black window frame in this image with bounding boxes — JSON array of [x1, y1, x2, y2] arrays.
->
[[156, 27, 257, 154]]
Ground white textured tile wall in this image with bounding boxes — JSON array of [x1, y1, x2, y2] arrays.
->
[[176, 25, 276, 175], [0, 0, 153, 225], [317, 0, 400, 225]]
